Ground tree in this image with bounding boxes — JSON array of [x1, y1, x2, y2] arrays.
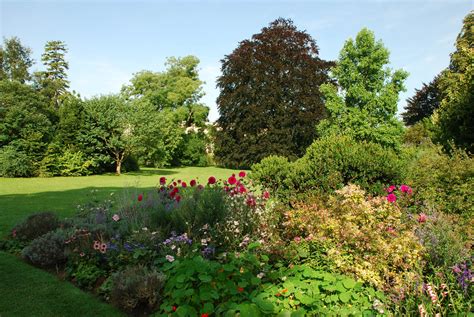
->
[[317, 28, 408, 149], [122, 55, 209, 166], [0, 81, 54, 176], [36, 40, 70, 109], [434, 12, 473, 153], [0, 37, 34, 83], [215, 18, 334, 168], [402, 75, 442, 126]]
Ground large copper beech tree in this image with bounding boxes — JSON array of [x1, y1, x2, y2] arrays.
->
[[215, 18, 334, 168]]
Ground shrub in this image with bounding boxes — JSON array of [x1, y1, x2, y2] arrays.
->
[[39, 147, 93, 177], [110, 266, 166, 312], [282, 184, 424, 295], [22, 229, 69, 267], [67, 260, 106, 290], [251, 135, 406, 202], [405, 144, 474, 216], [14, 212, 60, 241], [415, 212, 471, 268], [0, 145, 36, 177]]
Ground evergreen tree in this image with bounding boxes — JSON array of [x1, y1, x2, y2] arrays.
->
[[215, 18, 333, 168], [317, 28, 408, 149], [37, 40, 70, 109]]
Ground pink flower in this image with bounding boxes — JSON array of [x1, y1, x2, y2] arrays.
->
[[80, 252, 85, 257], [12, 229, 17, 238], [263, 191, 270, 200], [400, 184, 412, 194], [386, 185, 396, 193], [181, 182, 187, 188], [160, 177, 166, 185], [418, 213, 427, 223], [239, 171, 246, 178], [294, 236, 301, 243], [386, 227, 396, 235], [138, 194, 143, 202], [112, 214, 120, 222], [208, 176, 216, 185], [228, 175, 237, 185], [166, 255, 175, 262], [93, 241, 101, 250], [190, 179, 196, 187], [100, 243, 107, 254], [386, 193, 397, 203], [238, 185, 247, 194]]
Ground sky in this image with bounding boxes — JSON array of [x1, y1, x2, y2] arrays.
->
[[1, 0, 472, 122]]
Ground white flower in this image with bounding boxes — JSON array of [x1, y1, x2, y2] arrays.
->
[[257, 272, 265, 279], [165, 255, 175, 262], [171, 245, 176, 250], [142, 227, 148, 231], [112, 214, 120, 222], [201, 239, 208, 246]]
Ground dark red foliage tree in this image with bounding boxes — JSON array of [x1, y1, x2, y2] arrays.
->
[[402, 75, 442, 126], [215, 18, 334, 168]]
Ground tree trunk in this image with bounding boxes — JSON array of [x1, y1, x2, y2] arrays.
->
[[116, 157, 122, 175]]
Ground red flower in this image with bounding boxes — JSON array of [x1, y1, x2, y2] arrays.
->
[[172, 187, 179, 194], [239, 171, 246, 178], [237, 287, 244, 292], [173, 181, 177, 187], [228, 175, 237, 185], [201, 314, 209, 317], [208, 176, 216, 185], [176, 195, 181, 203], [138, 194, 143, 202], [172, 305, 177, 312], [177, 179, 182, 184], [238, 185, 246, 194], [181, 182, 187, 188], [386, 193, 397, 203], [190, 179, 196, 187], [160, 177, 166, 185], [418, 213, 427, 223], [263, 191, 270, 199]]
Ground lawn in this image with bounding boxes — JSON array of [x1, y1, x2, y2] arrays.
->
[[0, 166, 238, 316]]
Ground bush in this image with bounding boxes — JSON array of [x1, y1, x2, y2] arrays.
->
[[39, 146, 93, 177], [110, 266, 166, 312], [14, 212, 60, 241], [251, 135, 405, 202], [415, 212, 471, 268], [0, 145, 36, 177], [282, 184, 424, 295], [22, 229, 69, 267], [405, 145, 474, 216]]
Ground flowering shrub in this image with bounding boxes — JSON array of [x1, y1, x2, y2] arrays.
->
[[282, 184, 424, 295], [22, 229, 70, 267], [13, 212, 60, 241]]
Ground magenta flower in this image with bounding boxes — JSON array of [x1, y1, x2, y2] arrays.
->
[[263, 191, 270, 200], [239, 171, 246, 178], [386, 193, 397, 203], [400, 184, 412, 194], [386, 185, 396, 193], [228, 175, 237, 185]]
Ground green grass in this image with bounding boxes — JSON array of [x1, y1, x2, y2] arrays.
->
[[0, 166, 238, 237], [0, 166, 238, 316]]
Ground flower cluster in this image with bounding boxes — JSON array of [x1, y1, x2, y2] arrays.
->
[[385, 184, 412, 203], [452, 260, 473, 293], [93, 240, 107, 253]]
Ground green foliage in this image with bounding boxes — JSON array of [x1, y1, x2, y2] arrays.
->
[[257, 265, 386, 316], [110, 266, 166, 312], [251, 135, 405, 201], [0, 145, 36, 177], [13, 211, 59, 241], [402, 75, 442, 126], [434, 12, 474, 153], [22, 229, 69, 267], [39, 145, 93, 176], [36, 40, 70, 109], [415, 212, 471, 268], [67, 259, 105, 290], [282, 185, 424, 294], [215, 18, 333, 168], [402, 118, 435, 146], [317, 28, 407, 149], [405, 144, 474, 216], [171, 131, 209, 167], [0, 36, 33, 83]]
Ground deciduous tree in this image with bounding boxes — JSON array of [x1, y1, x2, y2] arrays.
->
[[215, 18, 333, 168]]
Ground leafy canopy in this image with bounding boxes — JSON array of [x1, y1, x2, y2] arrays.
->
[[215, 18, 333, 168], [317, 28, 408, 149]]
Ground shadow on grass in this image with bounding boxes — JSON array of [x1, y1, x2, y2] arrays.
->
[[0, 186, 157, 237], [123, 168, 178, 177]]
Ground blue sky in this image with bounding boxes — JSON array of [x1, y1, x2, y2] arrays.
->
[[1, 0, 471, 121]]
